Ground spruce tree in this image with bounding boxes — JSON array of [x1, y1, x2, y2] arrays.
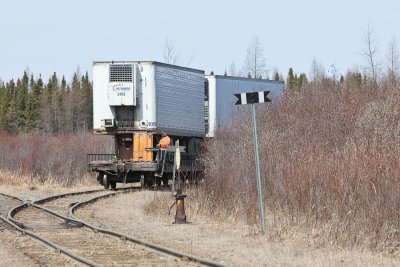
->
[[14, 75, 29, 132], [6, 90, 19, 133], [25, 75, 42, 131], [81, 71, 93, 130], [57, 75, 67, 132], [0, 80, 12, 130], [340, 75, 344, 84], [41, 72, 59, 132], [287, 68, 295, 90], [69, 72, 81, 131], [298, 73, 308, 90]]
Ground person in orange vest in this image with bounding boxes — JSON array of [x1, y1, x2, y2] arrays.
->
[[155, 131, 170, 177], [157, 131, 171, 150]]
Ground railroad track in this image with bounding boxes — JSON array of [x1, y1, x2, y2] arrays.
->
[[7, 187, 228, 267], [0, 192, 23, 217], [0, 191, 80, 266], [0, 192, 23, 229]]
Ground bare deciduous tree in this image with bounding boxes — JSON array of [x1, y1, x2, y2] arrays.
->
[[185, 52, 195, 67], [244, 36, 267, 78], [328, 63, 340, 82], [229, 62, 237, 76], [163, 37, 179, 65], [361, 23, 380, 81], [386, 36, 400, 81], [310, 57, 325, 82]]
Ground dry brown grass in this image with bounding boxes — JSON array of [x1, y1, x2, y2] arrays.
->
[[0, 170, 97, 189]]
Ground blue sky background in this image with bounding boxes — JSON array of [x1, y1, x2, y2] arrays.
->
[[0, 0, 399, 82]]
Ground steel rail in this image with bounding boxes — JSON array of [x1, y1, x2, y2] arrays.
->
[[8, 188, 116, 228], [0, 192, 24, 203], [7, 187, 140, 266], [6, 188, 118, 267], [69, 192, 230, 267], [5, 187, 229, 266], [34, 188, 106, 205], [1, 213, 101, 267], [1, 190, 101, 267]]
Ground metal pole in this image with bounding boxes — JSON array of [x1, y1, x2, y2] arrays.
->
[[171, 140, 178, 196], [251, 103, 265, 233]]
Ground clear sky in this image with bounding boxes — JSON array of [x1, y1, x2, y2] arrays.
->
[[0, 0, 399, 83]]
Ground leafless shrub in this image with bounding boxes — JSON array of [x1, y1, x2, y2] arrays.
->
[[0, 132, 113, 185], [198, 82, 400, 253]]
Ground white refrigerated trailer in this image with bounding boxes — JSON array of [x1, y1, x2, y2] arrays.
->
[[89, 61, 205, 188]]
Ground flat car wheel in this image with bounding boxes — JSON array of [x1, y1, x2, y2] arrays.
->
[[103, 175, 110, 189]]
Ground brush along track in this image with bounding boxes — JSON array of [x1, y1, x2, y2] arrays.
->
[[9, 188, 211, 266]]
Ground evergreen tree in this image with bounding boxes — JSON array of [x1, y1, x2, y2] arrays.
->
[[80, 71, 92, 130], [6, 85, 19, 133], [67, 72, 81, 132], [16, 72, 29, 111], [25, 75, 42, 131], [14, 75, 29, 132], [57, 75, 67, 132], [0, 71, 95, 133], [39, 72, 60, 132], [298, 73, 308, 89], [287, 68, 295, 90], [50, 72, 60, 132], [0, 80, 13, 130]]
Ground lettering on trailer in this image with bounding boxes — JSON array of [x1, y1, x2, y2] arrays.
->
[[113, 85, 131, 91], [234, 91, 271, 105]]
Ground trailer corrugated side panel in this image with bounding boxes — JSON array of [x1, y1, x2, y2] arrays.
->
[[155, 63, 205, 137], [214, 75, 284, 129]]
